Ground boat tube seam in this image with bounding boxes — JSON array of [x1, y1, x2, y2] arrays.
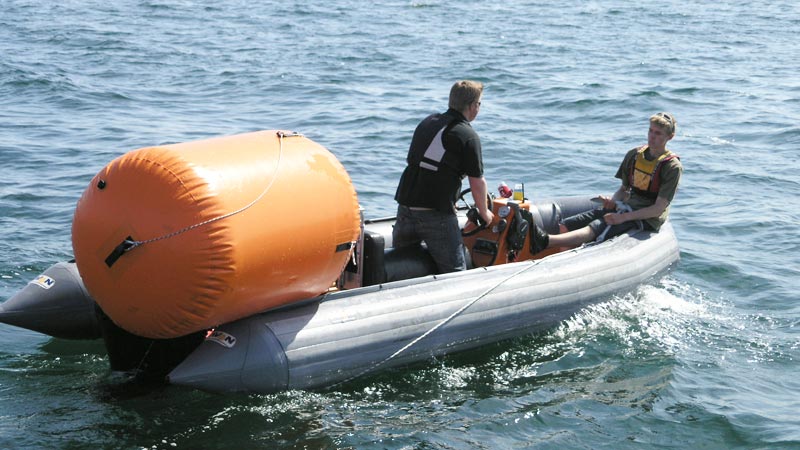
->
[[121, 131, 295, 254], [328, 259, 544, 387]]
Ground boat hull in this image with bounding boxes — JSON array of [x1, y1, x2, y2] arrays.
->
[[168, 222, 680, 393]]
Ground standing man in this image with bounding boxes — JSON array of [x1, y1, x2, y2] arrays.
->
[[531, 112, 683, 251], [393, 80, 494, 273]]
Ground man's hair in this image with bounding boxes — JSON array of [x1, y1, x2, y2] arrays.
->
[[449, 80, 483, 112], [651, 112, 677, 135]]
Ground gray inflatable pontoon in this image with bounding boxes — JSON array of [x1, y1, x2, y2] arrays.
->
[[168, 201, 679, 393], [0, 196, 680, 394]]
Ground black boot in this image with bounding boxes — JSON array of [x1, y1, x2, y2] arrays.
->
[[531, 223, 549, 254]]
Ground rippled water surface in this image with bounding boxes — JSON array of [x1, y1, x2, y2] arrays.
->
[[2, 1, 799, 448]]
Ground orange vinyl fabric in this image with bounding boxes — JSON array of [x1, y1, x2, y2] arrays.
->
[[72, 131, 360, 339]]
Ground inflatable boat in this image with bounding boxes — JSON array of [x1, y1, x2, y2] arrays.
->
[[0, 130, 680, 394]]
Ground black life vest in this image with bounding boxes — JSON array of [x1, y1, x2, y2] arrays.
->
[[407, 113, 458, 174]]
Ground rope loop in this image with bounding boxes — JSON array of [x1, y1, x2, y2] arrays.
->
[[105, 131, 301, 265]]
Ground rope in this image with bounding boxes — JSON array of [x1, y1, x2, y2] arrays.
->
[[595, 201, 642, 243], [135, 340, 155, 375], [117, 131, 299, 255], [331, 259, 543, 388]]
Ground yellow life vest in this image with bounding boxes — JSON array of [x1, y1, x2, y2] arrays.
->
[[629, 146, 679, 198]]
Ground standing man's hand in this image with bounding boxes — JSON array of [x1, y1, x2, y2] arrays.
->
[[481, 208, 494, 225], [468, 176, 494, 225]]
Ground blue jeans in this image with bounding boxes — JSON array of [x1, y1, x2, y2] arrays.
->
[[392, 205, 466, 273]]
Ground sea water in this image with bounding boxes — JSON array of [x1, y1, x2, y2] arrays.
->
[[1, 1, 799, 448]]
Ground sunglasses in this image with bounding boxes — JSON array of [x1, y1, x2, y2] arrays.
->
[[655, 112, 675, 132]]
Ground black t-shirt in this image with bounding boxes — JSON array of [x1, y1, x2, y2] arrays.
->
[[395, 109, 483, 213]]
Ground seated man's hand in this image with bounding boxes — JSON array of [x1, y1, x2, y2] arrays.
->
[[603, 212, 625, 225]]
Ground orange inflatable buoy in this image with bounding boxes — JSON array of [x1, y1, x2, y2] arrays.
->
[[72, 131, 361, 339]]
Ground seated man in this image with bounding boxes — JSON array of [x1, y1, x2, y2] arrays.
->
[[532, 112, 683, 251]]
